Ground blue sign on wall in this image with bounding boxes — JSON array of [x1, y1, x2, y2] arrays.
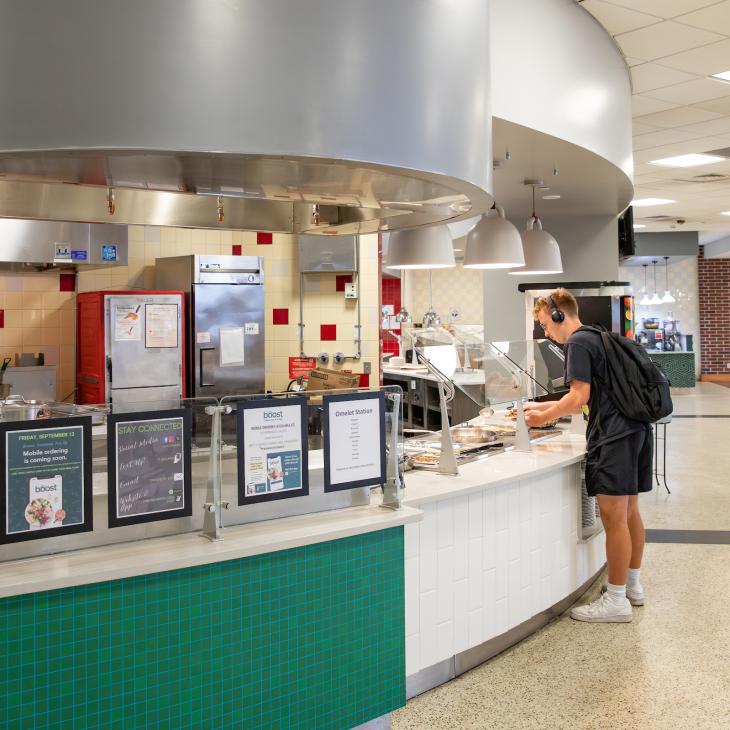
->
[[101, 244, 117, 262]]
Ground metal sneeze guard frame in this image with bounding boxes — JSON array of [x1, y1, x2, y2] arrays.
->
[[0, 386, 404, 560]]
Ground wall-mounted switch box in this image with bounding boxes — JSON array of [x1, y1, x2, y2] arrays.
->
[[344, 282, 357, 299]]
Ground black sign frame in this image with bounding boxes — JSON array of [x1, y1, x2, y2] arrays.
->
[[107, 408, 193, 528], [323, 390, 386, 493], [0, 416, 93, 544], [236, 396, 309, 505]]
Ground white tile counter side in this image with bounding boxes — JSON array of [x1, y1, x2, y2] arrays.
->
[[399, 433, 606, 683], [0, 504, 423, 599]]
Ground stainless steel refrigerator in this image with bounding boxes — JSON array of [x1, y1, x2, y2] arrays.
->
[[155, 255, 265, 400]]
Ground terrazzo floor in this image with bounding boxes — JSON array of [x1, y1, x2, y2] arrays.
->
[[392, 383, 730, 730]]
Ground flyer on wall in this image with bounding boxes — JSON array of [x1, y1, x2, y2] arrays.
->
[[107, 409, 192, 528], [237, 396, 309, 505], [323, 391, 386, 493], [0, 417, 93, 544]]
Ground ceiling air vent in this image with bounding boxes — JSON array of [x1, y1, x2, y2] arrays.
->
[[674, 172, 730, 183], [643, 215, 677, 221]]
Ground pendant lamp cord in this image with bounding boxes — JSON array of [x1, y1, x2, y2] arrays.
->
[[428, 270, 433, 310], [664, 256, 669, 290]]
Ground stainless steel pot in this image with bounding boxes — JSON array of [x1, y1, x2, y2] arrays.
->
[[0, 396, 50, 421], [450, 425, 497, 443]]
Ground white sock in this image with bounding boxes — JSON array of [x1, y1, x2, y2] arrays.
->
[[606, 583, 627, 603], [627, 568, 641, 587]]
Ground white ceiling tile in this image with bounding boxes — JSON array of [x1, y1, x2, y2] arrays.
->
[[692, 94, 730, 114], [630, 63, 698, 93], [616, 21, 725, 61], [659, 38, 730, 75], [580, 0, 660, 34], [625, 56, 647, 66], [675, 1, 730, 35], [633, 135, 729, 162], [647, 77, 730, 104], [635, 105, 724, 128], [632, 95, 680, 116], [604, 1, 725, 19], [632, 120, 662, 134], [676, 115, 730, 136], [632, 127, 707, 150]]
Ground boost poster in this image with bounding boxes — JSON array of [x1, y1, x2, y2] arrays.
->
[[323, 391, 386, 493], [107, 409, 192, 528], [0, 417, 93, 544], [237, 396, 308, 505]]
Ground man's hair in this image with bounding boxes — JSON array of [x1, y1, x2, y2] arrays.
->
[[532, 287, 579, 320]]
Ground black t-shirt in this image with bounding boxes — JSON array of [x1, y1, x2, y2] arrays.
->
[[564, 328, 647, 447]]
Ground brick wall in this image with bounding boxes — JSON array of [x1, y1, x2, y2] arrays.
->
[[698, 245, 730, 376]]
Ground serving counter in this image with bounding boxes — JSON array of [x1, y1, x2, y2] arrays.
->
[[0, 503, 421, 730], [394, 430, 604, 697]]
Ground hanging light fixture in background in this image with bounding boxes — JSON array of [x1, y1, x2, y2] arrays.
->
[[509, 181, 562, 275], [650, 260, 663, 305], [385, 225, 455, 269], [463, 204, 525, 269], [394, 270, 412, 323], [661, 256, 676, 303], [422, 270, 442, 328], [640, 264, 651, 306]]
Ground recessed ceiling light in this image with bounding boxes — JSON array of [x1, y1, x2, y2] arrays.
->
[[542, 194, 561, 200], [632, 198, 676, 207], [649, 153, 726, 168], [710, 70, 730, 83], [453, 248, 463, 252], [633, 224, 646, 229], [721, 211, 730, 216]]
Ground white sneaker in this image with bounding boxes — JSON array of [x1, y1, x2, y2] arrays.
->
[[570, 593, 633, 623], [601, 583, 645, 607]]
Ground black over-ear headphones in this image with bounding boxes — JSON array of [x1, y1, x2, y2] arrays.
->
[[546, 295, 565, 323]]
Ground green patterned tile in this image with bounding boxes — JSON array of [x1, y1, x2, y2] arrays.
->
[[0, 527, 405, 729]]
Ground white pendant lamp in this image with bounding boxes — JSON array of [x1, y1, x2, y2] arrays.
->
[[661, 256, 676, 303], [385, 224, 455, 269], [649, 260, 663, 305], [639, 264, 651, 306], [463, 204, 524, 269], [509, 182, 562, 275]]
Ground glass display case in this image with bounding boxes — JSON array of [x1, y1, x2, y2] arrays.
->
[[404, 325, 567, 473]]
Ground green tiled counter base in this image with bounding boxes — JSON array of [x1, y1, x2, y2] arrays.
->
[[0, 527, 405, 730], [649, 353, 696, 388]]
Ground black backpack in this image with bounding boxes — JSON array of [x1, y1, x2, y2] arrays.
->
[[577, 326, 673, 423]]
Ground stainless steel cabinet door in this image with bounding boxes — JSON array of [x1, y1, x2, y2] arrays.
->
[[107, 294, 182, 391], [192, 284, 265, 397]]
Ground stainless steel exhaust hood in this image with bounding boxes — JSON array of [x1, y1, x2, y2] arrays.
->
[[0, 0, 494, 234], [0, 219, 127, 268]]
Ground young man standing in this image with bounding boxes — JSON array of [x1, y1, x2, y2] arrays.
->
[[524, 288, 652, 623]]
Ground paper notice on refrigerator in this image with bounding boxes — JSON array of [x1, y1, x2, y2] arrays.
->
[[220, 326, 245, 366], [145, 304, 178, 348], [114, 304, 142, 341]]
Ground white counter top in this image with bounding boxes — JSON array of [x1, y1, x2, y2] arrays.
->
[[0, 503, 422, 598], [401, 431, 586, 507]]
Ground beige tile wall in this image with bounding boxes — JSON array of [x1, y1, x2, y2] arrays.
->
[[4, 227, 380, 400], [406, 265, 484, 326], [0, 272, 76, 399]]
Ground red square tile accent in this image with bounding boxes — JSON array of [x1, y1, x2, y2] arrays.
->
[[335, 274, 353, 292], [358, 373, 370, 388], [59, 273, 76, 292], [320, 324, 337, 341], [0, 309, 4, 328], [257, 232, 273, 245], [273, 308, 289, 325], [232, 244, 242, 255]]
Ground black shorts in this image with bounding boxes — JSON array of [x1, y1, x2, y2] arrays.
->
[[584, 429, 653, 498]]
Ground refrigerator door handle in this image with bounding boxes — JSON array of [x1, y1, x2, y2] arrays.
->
[[200, 348, 217, 387], [106, 355, 112, 384]]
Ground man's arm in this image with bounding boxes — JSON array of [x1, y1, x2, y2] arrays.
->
[[524, 379, 589, 426]]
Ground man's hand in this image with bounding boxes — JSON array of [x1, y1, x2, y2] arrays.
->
[[524, 408, 549, 427]]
